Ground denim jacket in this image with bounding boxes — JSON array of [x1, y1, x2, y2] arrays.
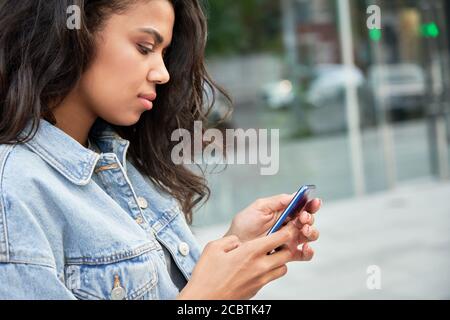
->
[[0, 118, 202, 300]]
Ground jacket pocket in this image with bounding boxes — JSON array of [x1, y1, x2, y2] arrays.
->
[[64, 251, 159, 300]]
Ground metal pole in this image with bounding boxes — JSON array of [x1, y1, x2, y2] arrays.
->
[[281, 0, 308, 131], [337, 0, 366, 196], [422, 0, 450, 180], [281, 0, 299, 69], [366, 0, 397, 190], [431, 0, 449, 179], [429, 1, 449, 179], [421, 0, 439, 177]]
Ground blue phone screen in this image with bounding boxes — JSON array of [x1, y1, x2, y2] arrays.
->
[[266, 185, 316, 236]]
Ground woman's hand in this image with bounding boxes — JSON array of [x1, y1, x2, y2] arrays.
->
[[177, 222, 310, 300], [224, 193, 321, 244]]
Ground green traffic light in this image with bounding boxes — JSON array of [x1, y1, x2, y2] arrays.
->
[[420, 22, 440, 38], [427, 22, 439, 38], [369, 28, 382, 42]]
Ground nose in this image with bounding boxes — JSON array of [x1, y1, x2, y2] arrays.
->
[[147, 58, 170, 85]]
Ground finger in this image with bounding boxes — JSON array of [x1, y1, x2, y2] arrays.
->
[[297, 242, 314, 261], [305, 198, 322, 214], [273, 195, 318, 225], [251, 223, 298, 255], [265, 240, 314, 268], [255, 193, 294, 213], [258, 264, 288, 287], [301, 224, 320, 242], [264, 245, 296, 269], [281, 206, 306, 225], [298, 211, 315, 226], [219, 235, 241, 253], [289, 205, 312, 223], [292, 221, 320, 245], [279, 214, 313, 238], [281, 215, 295, 226], [279, 197, 321, 225]]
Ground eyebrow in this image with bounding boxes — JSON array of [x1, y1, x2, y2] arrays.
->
[[138, 27, 170, 48]]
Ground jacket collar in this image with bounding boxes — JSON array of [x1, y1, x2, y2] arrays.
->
[[20, 118, 130, 185]]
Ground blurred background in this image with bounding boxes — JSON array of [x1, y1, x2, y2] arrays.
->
[[191, 0, 450, 299]]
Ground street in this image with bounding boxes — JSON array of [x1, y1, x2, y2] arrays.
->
[[193, 178, 450, 299]]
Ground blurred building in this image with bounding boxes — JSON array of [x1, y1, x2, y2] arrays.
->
[[281, 0, 450, 179], [197, 0, 450, 228]]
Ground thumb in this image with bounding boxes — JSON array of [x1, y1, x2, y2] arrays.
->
[[256, 193, 294, 213]]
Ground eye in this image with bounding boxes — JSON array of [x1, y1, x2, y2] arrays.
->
[[137, 44, 154, 55]]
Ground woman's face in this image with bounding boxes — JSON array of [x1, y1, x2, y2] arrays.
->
[[78, 0, 174, 126]]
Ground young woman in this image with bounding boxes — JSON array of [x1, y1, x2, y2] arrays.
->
[[0, 0, 321, 300]]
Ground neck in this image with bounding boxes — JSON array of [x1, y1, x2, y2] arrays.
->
[[51, 89, 97, 148]]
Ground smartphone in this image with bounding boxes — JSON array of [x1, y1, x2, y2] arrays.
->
[[266, 185, 316, 236]]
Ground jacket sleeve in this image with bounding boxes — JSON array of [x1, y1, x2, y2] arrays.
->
[[0, 177, 77, 300], [0, 262, 77, 300]]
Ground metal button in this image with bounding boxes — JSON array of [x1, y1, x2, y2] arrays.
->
[[178, 242, 190, 256], [137, 196, 148, 209], [135, 215, 144, 225], [111, 275, 126, 300]]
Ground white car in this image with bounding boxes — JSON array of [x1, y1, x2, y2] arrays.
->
[[306, 64, 365, 107], [260, 80, 296, 109], [367, 64, 426, 116], [304, 64, 368, 134]]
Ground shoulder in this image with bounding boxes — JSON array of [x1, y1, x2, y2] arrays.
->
[[0, 142, 65, 194], [1, 142, 52, 178], [0, 143, 57, 268]]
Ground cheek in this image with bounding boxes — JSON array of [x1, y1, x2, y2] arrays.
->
[[97, 42, 143, 84], [79, 43, 146, 116]]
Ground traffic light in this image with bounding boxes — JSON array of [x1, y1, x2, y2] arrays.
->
[[420, 22, 440, 38], [369, 28, 382, 42]]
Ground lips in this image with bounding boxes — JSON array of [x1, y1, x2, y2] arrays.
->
[[139, 97, 153, 110], [138, 92, 156, 110], [139, 92, 157, 101]]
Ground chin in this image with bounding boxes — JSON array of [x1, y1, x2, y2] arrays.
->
[[103, 113, 142, 127]]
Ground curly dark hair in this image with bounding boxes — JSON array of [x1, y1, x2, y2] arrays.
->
[[0, 0, 232, 224]]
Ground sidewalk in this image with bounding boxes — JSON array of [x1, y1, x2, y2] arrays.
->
[[192, 178, 450, 299]]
